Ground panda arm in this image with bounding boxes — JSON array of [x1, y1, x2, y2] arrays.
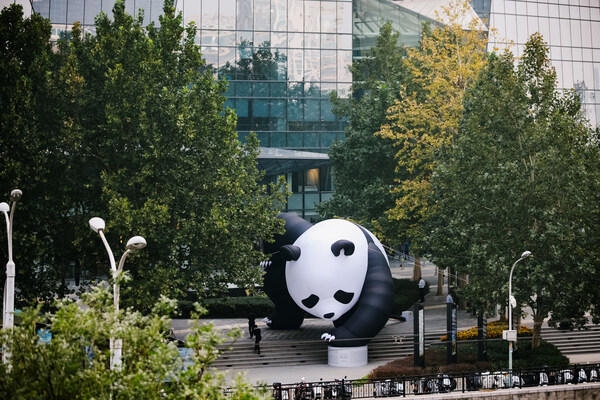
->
[[263, 253, 305, 329], [326, 243, 393, 346]]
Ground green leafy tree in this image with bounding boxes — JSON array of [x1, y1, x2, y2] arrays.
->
[[0, 282, 269, 399], [317, 22, 406, 245], [0, 3, 84, 305], [430, 33, 600, 348], [1, 1, 287, 311], [377, 0, 488, 281]]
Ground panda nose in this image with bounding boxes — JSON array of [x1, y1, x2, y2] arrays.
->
[[324, 312, 335, 319]]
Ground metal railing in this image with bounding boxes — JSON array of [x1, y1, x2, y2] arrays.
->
[[244, 363, 600, 399]]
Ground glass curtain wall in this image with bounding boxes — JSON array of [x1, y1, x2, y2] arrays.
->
[[177, 0, 353, 220], [178, 0, 353, 153], [488, 0, 600, 127], [353, 0, 436, 59], [18, 0, 165, 40]]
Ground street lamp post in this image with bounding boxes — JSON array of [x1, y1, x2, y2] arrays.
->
[[1, 189, 22, 365], [89, 217, 146, 370], [503, 250, 532, 381]]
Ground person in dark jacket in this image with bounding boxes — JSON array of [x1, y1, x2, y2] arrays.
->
[[248, 314, 255, 338], [253, 324, 262, 354]]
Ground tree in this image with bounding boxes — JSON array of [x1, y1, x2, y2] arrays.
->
[[316, 22, 406, 245], [0, 283, 269, 399], [0, 1, 287, 311], [377, 0, 488, 281], [0, 3, 81, 305], [429, 33, 600, 349]]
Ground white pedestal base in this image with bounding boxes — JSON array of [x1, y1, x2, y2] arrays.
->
[[328, 345, 368, 367]]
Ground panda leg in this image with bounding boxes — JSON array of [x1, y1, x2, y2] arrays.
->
[[266, 304, 305, 330]]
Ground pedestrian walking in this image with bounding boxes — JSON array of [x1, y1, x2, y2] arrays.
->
[[248, 314, 255, 338], [253, 324, 262, 354], [446, 288, 457, 307], [404, 241, 410, 260], [418, 276, 426, 303]]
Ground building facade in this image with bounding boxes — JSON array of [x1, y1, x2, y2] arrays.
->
[[3, 0, 598, 219], [488, 0, 599, 127]]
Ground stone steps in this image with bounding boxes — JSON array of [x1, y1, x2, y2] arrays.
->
[[210, 326, 600, 370]]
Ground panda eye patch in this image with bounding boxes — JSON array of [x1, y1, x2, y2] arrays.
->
[[334, 290, 354, 304], [301, 294, 320, 309]]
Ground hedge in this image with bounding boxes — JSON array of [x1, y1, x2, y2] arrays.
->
[[440, 320, 533, 341], [176, 277, 419, 319], [177, 297, 275, 319]]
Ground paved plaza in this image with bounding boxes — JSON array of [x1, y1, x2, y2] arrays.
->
[[171, 257, 441, 385], [171, 257, 600, 387]]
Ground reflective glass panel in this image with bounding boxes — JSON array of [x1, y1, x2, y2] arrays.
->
[[84, 0, 101, 25], [202, 0, 218, 29], [305, 49, 320, 81], [288, 0, 304, 32], [220, 30, 236, 46], [337, 2, 352, 34], [67, 0, 84, 24], [273, 0, 287, 31], [337, 51, 352, 82], [237, 0, 253, 30], [321, 2, 336, 33], [322, 33, 336, 49], [305, 1, 320, 32], [321, 50, 336, 81], [50, 0, 67, 23], [271, 32, 288, 48], [305, 33, 320, 49], [184, 1, 202, 25], [254, 99, 269, 117], [220, 0, 236, 29], [289, 32, 304, 48], [570, 20, 582, 47], [202, 30, 218, 46], [254, 0, 270, 31]]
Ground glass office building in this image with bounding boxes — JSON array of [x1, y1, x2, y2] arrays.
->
[[487, 0, 599, 127], [3, 0, 598, 218]]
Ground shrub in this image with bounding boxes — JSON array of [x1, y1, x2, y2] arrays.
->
[[178, 297, 275, 318], [486, 339, 569, 370], [369, 347, 492, 379], [392, 278, 423, 315], [369, 339, 568, 379], [0, 283, 269, 399], [439, 320, 533, 341]]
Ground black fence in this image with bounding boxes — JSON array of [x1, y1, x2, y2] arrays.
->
[[250, 364, 600, 399]]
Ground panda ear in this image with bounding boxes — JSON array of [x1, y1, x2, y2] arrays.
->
[[331, 240, 355, 256], [280, 245, 301, 261]]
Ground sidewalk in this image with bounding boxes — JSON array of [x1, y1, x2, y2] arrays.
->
[[173, 257, 483, 385]]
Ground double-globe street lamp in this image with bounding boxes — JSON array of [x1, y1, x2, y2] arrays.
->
[[503, 250, 532, 378], [1, 189, 22, 365], [89, 217, 146, 370]]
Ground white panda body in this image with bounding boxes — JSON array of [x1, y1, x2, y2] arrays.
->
[[285, 219, 369, 321]]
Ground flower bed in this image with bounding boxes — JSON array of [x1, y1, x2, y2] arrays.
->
[[440, 320, 533, 341]]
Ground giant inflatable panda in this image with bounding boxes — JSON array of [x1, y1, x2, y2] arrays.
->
[[262, 213, 393, 347]]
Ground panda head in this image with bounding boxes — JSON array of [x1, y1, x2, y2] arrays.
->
[[283, 219, 369, 321]]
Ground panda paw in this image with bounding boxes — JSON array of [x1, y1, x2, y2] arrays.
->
[[262, 317, 272, 326], [321, 333, 336, 342]]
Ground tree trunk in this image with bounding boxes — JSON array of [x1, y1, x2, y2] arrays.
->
[[458, 273, 468, 309], [413, 256, 421, 281], [448, 266, 455, 287], [436, 267, 444, 295], [532, 313, 545, 349]]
